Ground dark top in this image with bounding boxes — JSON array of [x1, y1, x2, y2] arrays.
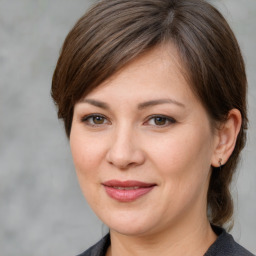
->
[[77, 226, 254, 256]]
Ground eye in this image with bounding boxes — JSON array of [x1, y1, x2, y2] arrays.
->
[[81, 114, 109, 126], [145, 115, 176, 127]]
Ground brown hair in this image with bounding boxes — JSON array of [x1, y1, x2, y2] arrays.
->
[[51, 0, 247, 227]]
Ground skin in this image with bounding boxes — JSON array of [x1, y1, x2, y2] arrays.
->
[[70, 45, 241, 256]]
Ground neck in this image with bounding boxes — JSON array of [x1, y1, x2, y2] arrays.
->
[[106, 219, 217, 256]]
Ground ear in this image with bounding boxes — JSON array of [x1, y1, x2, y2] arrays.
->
[[211, 109, 242, 167]]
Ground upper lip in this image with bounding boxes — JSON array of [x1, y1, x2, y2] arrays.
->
[[102, 180, 156, 188]]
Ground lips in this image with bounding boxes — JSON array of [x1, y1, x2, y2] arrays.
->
[[102, 180, 156, 202]]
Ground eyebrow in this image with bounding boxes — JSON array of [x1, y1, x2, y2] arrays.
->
[[138, 98, 185, 109], [80, 98, 185, 110], [81, 99, 110, 109]]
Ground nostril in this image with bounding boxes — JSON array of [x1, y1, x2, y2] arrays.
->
[[106, 147, 145, 169], [106, 133, 146, 169], [107, 155, 133, 169]]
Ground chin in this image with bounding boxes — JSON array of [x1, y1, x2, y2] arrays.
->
[[99, 211, 160, 237], [110, 224, 154, 237]]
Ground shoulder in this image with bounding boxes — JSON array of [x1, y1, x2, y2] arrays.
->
[[76, 234, 110, 256], [204, 226, 255, 256]]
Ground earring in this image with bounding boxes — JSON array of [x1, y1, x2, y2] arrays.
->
[[218, 158, 222, 171]]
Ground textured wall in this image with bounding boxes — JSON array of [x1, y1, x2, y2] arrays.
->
[[0, 0, 255, 255]]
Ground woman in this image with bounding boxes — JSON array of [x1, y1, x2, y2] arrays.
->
[[51, 0, 254, 255]]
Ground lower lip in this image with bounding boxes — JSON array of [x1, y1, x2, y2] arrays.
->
[[103, 186, 154, 202]]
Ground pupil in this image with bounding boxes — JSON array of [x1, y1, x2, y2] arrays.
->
[[155, 117, 166, 125], [93, 116, 104, 124]]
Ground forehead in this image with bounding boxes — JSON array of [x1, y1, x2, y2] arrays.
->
[[85, 44, 191, 100]]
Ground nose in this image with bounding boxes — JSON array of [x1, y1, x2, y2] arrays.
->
[[106, 126, 145, 169]]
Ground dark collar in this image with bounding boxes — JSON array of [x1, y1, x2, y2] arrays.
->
[[204, 225, 254, 256], [78, 226, 254, 256]]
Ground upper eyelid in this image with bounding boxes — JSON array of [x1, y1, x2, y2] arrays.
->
[[145, 114, 176, 122], [81, 114, 111, 124], [142, 115, 177, 128], [80, 113, 176, 125], [82, 113, 107, 119]]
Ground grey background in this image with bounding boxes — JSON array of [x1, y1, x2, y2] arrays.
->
[[0, 0, 255, 255]]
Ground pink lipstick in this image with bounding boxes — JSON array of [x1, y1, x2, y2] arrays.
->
[[102, 180, 156, 202]]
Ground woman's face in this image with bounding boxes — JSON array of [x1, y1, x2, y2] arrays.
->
[[70, 46, 219, 236]]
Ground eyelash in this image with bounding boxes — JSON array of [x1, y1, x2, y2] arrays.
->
[[81, 114, 176, 127], [144, 115, 177, 127], [81, 114, 110, 127]]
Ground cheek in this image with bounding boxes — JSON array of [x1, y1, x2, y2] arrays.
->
[[146, 126, 214, 192], [69, 127, 106, 195], [70, 126, 104, 169], [147, 130, 213, 220], [148, 130, 212, 171], [69, 132, 102, 207]]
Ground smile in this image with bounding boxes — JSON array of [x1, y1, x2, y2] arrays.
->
[[113, 186, 144, 190], [102, 180, 156, 202]]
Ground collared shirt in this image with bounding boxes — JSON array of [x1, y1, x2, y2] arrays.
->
[[77, 226, 254, 256]]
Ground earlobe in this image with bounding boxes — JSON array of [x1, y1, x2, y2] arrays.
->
[[211, 109, 242, 167]]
